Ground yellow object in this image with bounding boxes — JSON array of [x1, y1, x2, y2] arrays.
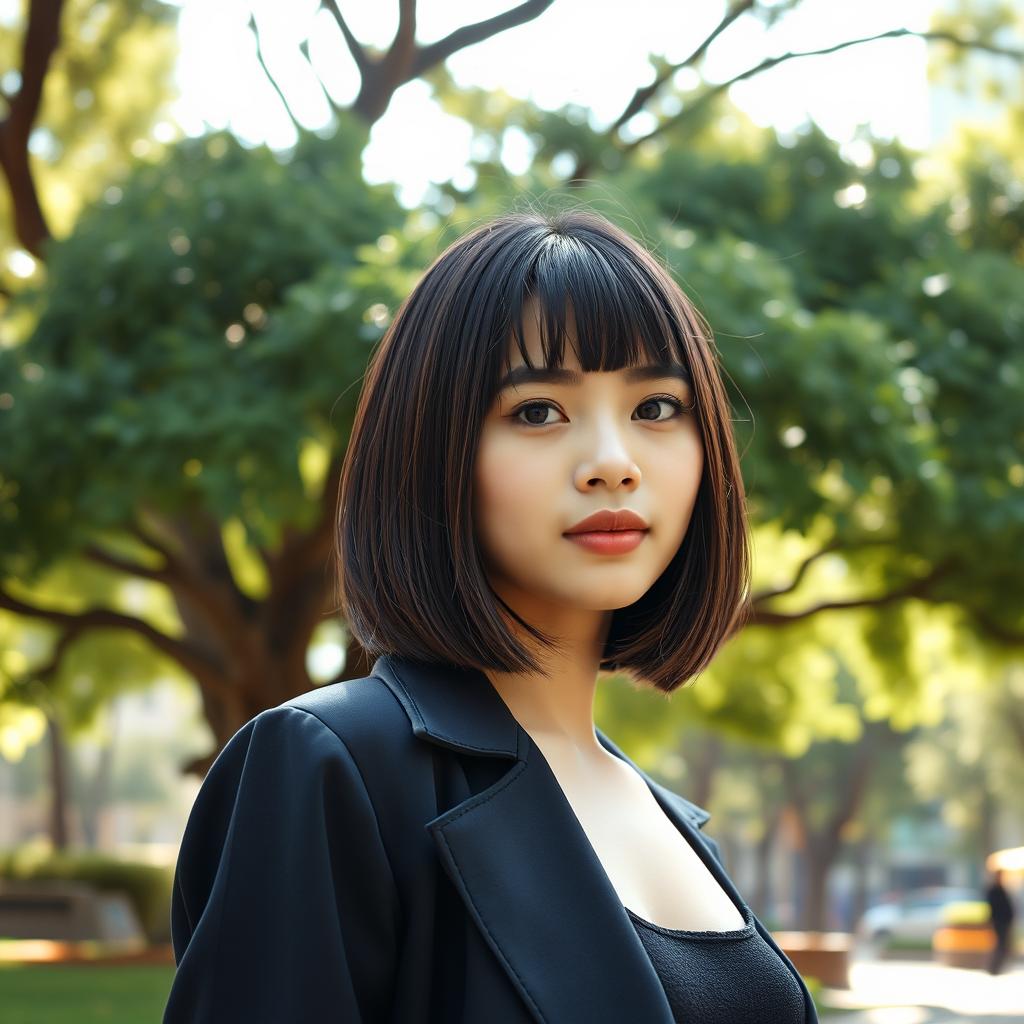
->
[[941, 900, 992, 925], [933, 925, 995, 952]]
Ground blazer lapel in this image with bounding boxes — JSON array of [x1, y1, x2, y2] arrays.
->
[[431, 726, 677, 1023], [373, 654, 705, 1024]]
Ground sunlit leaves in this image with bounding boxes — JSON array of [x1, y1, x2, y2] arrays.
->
[[0, 119, 404, 579]]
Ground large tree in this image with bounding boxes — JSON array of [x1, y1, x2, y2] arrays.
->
[[1, 4, 1022, 888], [0, 0, 558, 846], [0, 0, 557, 260], [1, 116, 415, 778], [5, 0, 1020, 261], [3, 97, 1021, 783]]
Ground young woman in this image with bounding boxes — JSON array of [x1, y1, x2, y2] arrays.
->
[[164, 208, 818, 1023]]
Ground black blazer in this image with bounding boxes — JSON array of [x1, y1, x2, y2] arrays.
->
[[164, 654, 819, 1023]]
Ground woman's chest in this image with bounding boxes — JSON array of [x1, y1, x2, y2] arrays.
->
[[551, 759, 745, 933]]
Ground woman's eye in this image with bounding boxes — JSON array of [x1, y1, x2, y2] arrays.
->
[[636, 396, 688, 421], [512, 396, 688, 427], [516, 401, 565, 425]]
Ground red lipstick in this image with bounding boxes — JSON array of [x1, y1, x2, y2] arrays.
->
[[563, 509, 649, 555]]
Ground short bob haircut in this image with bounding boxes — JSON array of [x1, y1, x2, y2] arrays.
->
[[334, 205, 751, 694]]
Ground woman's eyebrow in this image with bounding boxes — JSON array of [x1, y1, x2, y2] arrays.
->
[[497, 364, 691, 392]]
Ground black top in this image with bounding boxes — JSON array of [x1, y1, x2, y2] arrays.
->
[[625, 901, 806, 1023]]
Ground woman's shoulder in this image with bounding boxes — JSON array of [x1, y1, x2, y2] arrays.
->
[[175, 673, 431, 920], [189, 672, 430, 843], [251, 673, 438, 822], [275, 671, 412, 754], [167, 676, 405, 1022], [191, 676, 408, 820]]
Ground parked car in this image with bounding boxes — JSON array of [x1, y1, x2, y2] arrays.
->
[[855, 887, 980, 945]]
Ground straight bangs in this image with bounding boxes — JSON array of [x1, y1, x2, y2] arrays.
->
[[498, 227, 698, 399], [334, 207, 751, 694]]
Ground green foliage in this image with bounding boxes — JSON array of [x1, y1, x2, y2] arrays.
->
[[3, 35, 1023, 774], [904, 654, 1024, 838], [637, 126, 1024, 618], [1, 117, 405, 578], [425, 85, 1024, 750], [421, 103, 1024, 660], [0, 0, 181, 274]]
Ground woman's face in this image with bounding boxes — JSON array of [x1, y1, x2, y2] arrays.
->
[[472, 297, 704, 631]]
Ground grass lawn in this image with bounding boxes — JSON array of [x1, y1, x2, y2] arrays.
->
[[0, 963, 864, 1022], [0, 964, 175, 1023]]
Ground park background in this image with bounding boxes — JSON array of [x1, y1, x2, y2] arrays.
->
[[0, 0, 1022, 1020]]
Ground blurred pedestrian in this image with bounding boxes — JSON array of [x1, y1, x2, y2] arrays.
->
[[985, 868, 1016, 975]]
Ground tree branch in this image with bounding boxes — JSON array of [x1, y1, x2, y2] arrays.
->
[[968, 608, 1024, 647], [248, 11, 304, 132], [618, 28, 1024, 157], [4, 0, 62, 148], [127, 517, 179, 566], [0, 582, 228, 692], [81, 530, 258, 662], [251, 0, 556, 128], [393, 0, 418, 59], [321, 0, 371, 75], [607, 0, 756, 137], [82, 543, 168, 583], [749, 557, 959, 627], [0, 0, 65, 257], [750, 538, 848, 604], [411, 0, 556, 77], [6, 624, 80, 690]]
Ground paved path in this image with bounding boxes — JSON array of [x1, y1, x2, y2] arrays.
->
[[818, 957, 1024, 1022]]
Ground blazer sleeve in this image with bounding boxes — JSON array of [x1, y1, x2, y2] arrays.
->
[[163, 705, 401, 1023]]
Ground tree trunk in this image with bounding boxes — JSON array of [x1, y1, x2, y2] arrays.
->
[[689, 730, 721, 809], [782, 720, 895, 930], [803, 836, 832, 932], [78, 702, 119, 849], [46, 712, 70, 850], [850, 831, 873, 933], [753, 812, 777, 917], [979, 784, 995, 863]]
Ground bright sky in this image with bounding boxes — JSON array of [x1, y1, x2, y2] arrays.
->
[[165, 0, 937, 208]]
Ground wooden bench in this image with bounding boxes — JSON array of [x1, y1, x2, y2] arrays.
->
[[0, 879, 144, 945]]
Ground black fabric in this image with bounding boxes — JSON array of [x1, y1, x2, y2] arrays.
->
[[163, 706, 401, 1023], [163, 654, 819, 1023], [627, 903, 806, 1023]]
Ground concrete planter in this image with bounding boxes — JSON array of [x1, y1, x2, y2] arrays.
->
[[772, 930, 851, 989], [933, 922, 995, 969]]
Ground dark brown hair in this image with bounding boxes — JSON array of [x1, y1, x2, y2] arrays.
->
[[334, 205, 751, 693]]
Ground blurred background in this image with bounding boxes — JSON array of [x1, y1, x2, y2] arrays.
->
[[0, 0, 1023, 1020]]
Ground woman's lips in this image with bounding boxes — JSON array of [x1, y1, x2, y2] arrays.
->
[[564, 529, 647, 554]]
